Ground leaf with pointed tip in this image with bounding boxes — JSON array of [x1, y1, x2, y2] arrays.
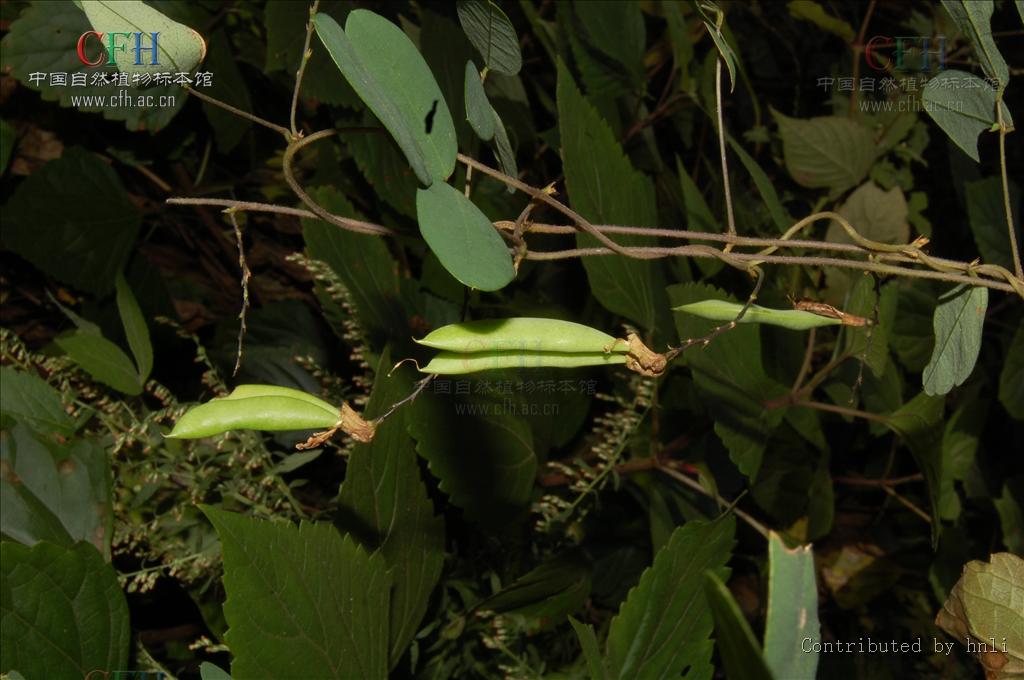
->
[[604, 516, 735, 679], [56, 332, 142, 395], [923, 285, 988, 396], [465, 60, 496, 140], [456, 0, 522, 75], [0, 368, 75, 437], [772, 109, 877, 194], [201, 506, 391, 679], [570, 617, 609, 680], [704, 570, 772, 680], [940, 1, 1008, 88], [337, 352, 444, 668], [115, 273, 152, 383]]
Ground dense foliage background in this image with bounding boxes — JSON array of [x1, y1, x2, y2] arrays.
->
[[1, 1, 1022, 678]]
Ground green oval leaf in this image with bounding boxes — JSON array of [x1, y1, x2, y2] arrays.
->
[[415, 181, 515, 291], [464, 60, 495, 140], [167, 395, 339, 439], [922, 71, 1014, 163], [674, 300, 843, 330], [923, 284, 988, 395], [315, 11, 456, 186], [771, 108, 878, 194], [416, 317, 626, 354], [79, 0, 206, 76], [456, 0, 522, 76], [421, 350, 627, 375]]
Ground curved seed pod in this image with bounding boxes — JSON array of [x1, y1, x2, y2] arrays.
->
[[420, 350, 628, 375], [220, 384, 338, 417], [416, 318, 629, 354], [167, 396, 339, 439], [674, 300, 843, 331]]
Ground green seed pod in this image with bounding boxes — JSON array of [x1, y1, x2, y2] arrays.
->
[[219, 384, 338, 417], [674, 300, 843, 331], [416, 318, 629, 354], [420, 350, 628, 375], [167, 395, 339, 439]]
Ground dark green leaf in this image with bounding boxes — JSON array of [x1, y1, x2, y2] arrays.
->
[[704, 570, 772, 680], [201, 506, 391, 680], [843, 277, 898, 378], [348, 110, 419, 217], [558, 62, 666, 331], [264, 1, 360, 108], [302, 187, 420, 344], [0, 422, 113, 558], [420, 10, 478, 152], [202, 28, 252, 152], [923, 285, 988, 396], [476, 549, 590, 628], [669, 283, 789, 479], [55, 332, 142, 395], [570, 616, 609, 680], [695, 0, 737, 92], [966, 176, 1019, 269], [337, 352, 444, 667], [0, 368, 74, 437], [0, 1, 185, 130], [604, 516, 735, 679], [1000, 321, 1024, 419], [772, 109, 877, 194], [994, 480, 1024, 553], [489, 104, 518, 186], [409, 388, 536, 531], [886, 391, 946, 546], [315, 11, 456, 185], [416, 181, 515, 291], [465, 60, 496, 140], [677, 156, 723, 278], [764, 532, 820, 680], [0, 541, 129, 679], [3, 147, 141, 295], [456, 0, 522, 76], [115, 272, 152, 383], [922, 71, 1014, 162], [727, 135, 792, 232], [891, 280, 938, 372]]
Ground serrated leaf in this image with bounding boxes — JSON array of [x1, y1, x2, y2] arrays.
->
[[923, 285, 988, 396], [940, 1, 1009, 88], [922, 71, 1014, 162], [704, 570, 772, 680], [201, 506, 391, 680], [409, 388, 536, 531], [1, 422, 113, 559], [0, 541, 129, 679], [315, 11, 456, 185], [465, 60, 495, 140], [456, 0, 522, 76], [1001, 322, 1024, 419], [764, 533, 820, 680], [966, 176, 1019, 269], [604, 516, 735, 679], [3, 148, 141, 295], [79, 0, 206, 75], [416, 181, 515, 291], [0, 368, 75, 437], [558, 62, 666, 331], [935, 553, 1024, 679], [115, 272, 152, 383], [348, 109, 419, 218], [0, 1, 185, 131], [772, 109, 877, 194], [337, 351, 444, 667], [669, 283, 789, 479]]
